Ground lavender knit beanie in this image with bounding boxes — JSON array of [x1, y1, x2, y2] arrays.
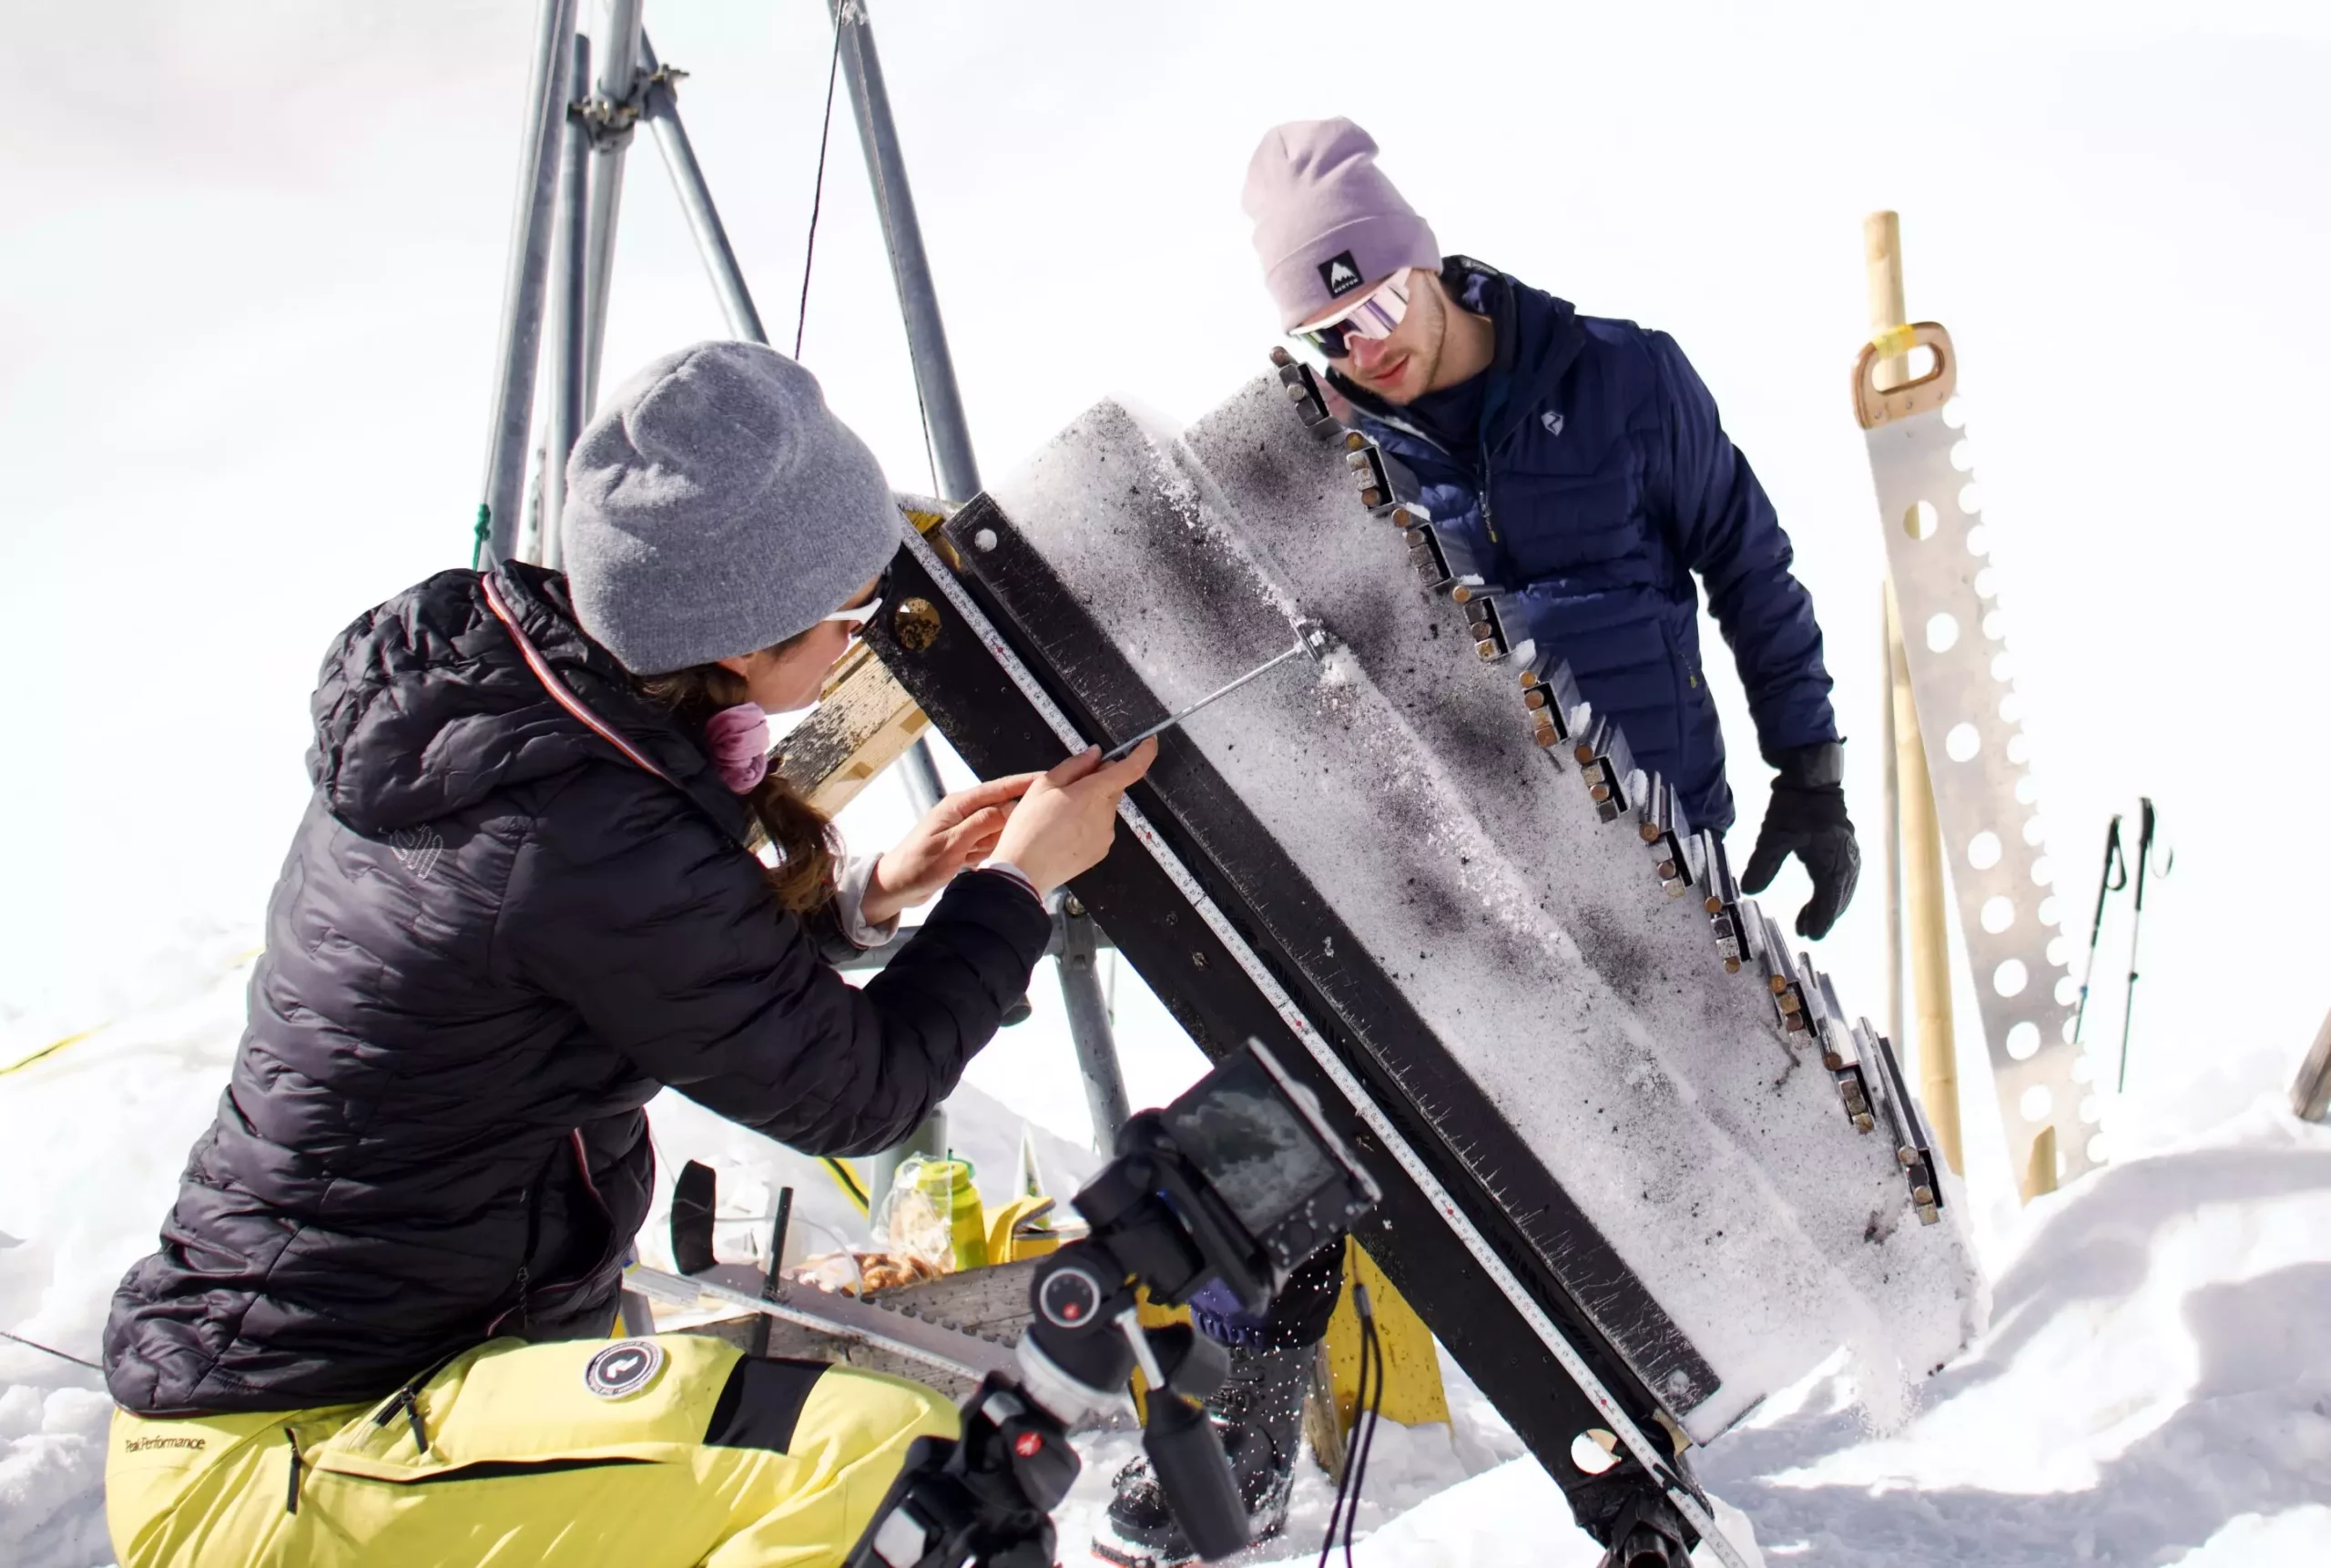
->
[[1242, 118, 1440, 331]]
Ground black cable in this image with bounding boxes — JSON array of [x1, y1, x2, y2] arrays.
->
[[1317, 1284, 1387, 1568], [1, 1327, 101, 1372], [1343, 1290, 1386, 1568], [1317, 1324, 1368, 1568], [791, 16, 847, 361]]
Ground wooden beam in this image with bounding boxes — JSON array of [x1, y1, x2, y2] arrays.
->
[[772, 501, 956, 815], [1888, 586, 1963, 1177], [775, 642, 932, 816]]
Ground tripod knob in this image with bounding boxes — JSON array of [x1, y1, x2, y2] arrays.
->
[[1035, 1261, 1107, 1329]]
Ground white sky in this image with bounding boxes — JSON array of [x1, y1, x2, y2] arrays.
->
[[4, 1, 2327, 1211]]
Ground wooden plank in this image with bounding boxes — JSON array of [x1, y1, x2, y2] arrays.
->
[[775, 643, 932, 815], [770, 502, 953, 815]]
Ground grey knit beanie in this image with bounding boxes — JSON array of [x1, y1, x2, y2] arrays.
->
[[562, 341, 900, 676], [1243, 118, 1440, 331]]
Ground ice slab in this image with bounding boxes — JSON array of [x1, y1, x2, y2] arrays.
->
[[986, 377, 1984, 1441]]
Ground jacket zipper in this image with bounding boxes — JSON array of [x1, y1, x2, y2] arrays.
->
[[489, 1131, 622, 1337]]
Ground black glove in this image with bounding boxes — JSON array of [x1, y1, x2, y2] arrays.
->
[[1740, 742, 1860, 941]]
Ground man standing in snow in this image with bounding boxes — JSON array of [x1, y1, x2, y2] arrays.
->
[[1100, 119, 1858, 1568]]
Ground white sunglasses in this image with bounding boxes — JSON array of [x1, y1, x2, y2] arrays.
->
[[818, 595, 883, 627]]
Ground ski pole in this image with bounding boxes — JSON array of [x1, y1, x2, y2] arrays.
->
[[2115, 798, 2167, 1093], [2070, 815, 2128, 1047]]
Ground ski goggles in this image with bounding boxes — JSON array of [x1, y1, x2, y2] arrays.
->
[[1292, 270, 1413, 359]]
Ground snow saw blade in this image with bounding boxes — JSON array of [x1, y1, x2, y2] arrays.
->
[[1856, 323, 2096, 1185], [625, 1261, 1021, 1386]]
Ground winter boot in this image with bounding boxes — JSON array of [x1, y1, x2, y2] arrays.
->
[[1094, 1339, 1308, 1566], [1593, 1489, 1695, 1568], [1570, 1454, 1702, 1568]]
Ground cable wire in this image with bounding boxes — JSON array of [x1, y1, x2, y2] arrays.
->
[[2, 1327, 102, 1372], [791, 16, 847, 361], [1318, 1284, 1386, 1568]]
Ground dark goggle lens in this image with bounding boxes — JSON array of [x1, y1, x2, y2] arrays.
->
[[1292, 276, 1410, 360]]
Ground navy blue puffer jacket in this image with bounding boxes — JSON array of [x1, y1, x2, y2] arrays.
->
[[1337, 259, 1837, 831], [104, 564, 1050, 1415]]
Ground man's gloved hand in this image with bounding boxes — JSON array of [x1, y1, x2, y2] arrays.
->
[[1741, 741, 1860, 941]]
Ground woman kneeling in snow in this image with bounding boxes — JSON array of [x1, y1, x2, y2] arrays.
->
[[98, 341, 1155, 1568]]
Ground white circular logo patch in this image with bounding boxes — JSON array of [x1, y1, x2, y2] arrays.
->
[[584, 1339, 667, 1400]]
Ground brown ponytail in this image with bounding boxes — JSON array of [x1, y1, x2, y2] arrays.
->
[[636, 649, 838, 914]]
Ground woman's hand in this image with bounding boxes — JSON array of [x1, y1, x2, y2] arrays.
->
[[863, 772, 1042, 926], [989, 740, 1158, 899]]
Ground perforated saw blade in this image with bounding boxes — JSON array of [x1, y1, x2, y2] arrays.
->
[[1857, 324, 2101, 1186]]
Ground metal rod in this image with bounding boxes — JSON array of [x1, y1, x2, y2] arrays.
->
[[538, 31, 592, 569], [477, 0, 584, 566], [581, 0, 645, 413], [830, 0, 979, 500], [748, 1186, 793, 1358], [638, 32, 769, 345], [1055, 893, 1133, 1153], [1104, 641, 1310, 762]]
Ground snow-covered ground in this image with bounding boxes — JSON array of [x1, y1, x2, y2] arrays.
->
[[5, 912, 2326, 1567]]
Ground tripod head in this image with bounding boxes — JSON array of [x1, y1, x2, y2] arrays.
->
[[848, 1040, 1379, 1568]]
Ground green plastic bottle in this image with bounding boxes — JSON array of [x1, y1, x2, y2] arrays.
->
[[911, 1156, 987, 1272]]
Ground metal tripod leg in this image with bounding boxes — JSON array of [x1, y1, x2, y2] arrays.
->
[[579, 0, 644, 414], [1054, 891, 1131, 1152], [476, 0, 583, 565], [637, 32, 768, 344], [536, 31, 591, 569]]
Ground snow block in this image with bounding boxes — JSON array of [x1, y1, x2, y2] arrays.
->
[[962, 372, 1986, 1442]]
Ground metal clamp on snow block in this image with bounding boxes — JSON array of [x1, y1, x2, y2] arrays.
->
[[1637, 777, 1697, 898], [1697, 831, 1747, 973], [1800, 967, 1874, 1132], [1858, 1020, 1944, 1224], [1753, 907, 1809, 1033], [1404, 521, 1455, 590], [1268, 347, 1333, 427], [1851, 321, 1957, 430], [1522, 658, 1583, 753], [1340, 431, 1399, 512], [1573, 712, 1637, 819], [1450, 581, 1513, 661]]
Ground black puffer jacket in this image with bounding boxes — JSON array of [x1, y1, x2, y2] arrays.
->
[[104, 565, 1050, 1415]]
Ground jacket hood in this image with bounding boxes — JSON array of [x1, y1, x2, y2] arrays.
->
[[306, 563, 744, 838], [1331, 256, 1586, 452]]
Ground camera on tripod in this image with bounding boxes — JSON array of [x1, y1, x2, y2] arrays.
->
[[847, 1039, 1381, 1568]]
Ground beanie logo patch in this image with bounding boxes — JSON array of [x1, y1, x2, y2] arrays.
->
[[1318, 251, 1364, 298]]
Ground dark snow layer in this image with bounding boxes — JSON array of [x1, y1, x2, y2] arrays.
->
[[991, 378, 1985, 1440]]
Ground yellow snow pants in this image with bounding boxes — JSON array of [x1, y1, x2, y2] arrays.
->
[[106, 1334, 957, 1568]]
